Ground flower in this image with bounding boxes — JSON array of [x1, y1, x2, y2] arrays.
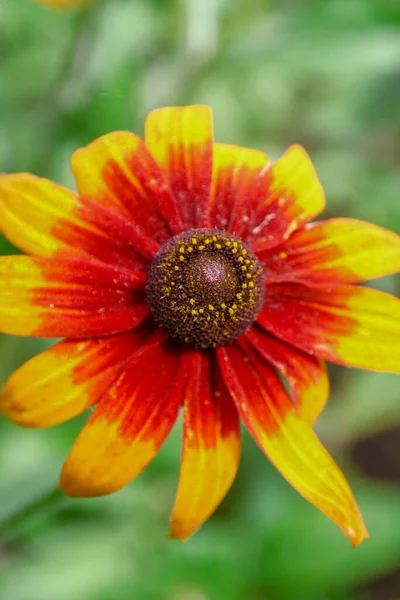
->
[[0, 106, 399, 546], [33, 0, 90, 9]]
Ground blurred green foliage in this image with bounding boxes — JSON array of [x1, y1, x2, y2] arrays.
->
[[0, 1, 400, 599]]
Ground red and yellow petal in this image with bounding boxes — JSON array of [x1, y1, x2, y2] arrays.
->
[[59, 332, 186, 497], [0, 330, 149, 428], [217, 342, 368, 546], [245, 326, 329, 426], [170, 350, 240, 540], [259, 218, 400, 285], [0, 174, 157, 266], [145, 105, 213, 229], [210, 142, 269, 232], [71, 132, 183, 242], [247, 145, 325, 252], [0, 255, 148, 338], [258, 283, 400, 373]]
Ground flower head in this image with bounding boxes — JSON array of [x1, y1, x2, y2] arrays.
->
[[1, 106, 399, 545]]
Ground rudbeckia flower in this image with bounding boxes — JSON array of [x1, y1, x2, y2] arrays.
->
[[1, 106, 399, 546]]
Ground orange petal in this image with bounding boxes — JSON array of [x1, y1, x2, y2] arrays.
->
[[248, 145, 325, 252], [71, 131, 183, 242], [0, 330, 149, 428], [245, 326, 329, 426], [170, 351, 240, 540], [210, 142, 269, 231], [35, 0, 89, 9], [0, 173, 156, 266], [218, 342, 368, 547], [60, 332, 186, 497], [259, 218, 400, 284], [0, 255, 148, 338], [258, 283, 400, 373], [145, 105, 213, 229]]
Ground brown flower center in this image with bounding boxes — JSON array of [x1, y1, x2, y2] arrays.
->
[[146, 229, 265, 349]]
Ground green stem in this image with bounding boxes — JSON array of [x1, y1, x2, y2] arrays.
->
[[0, 488, 65, 539]]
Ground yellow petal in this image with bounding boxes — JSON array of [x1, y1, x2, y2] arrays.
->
[[170, 351, 240, 540]]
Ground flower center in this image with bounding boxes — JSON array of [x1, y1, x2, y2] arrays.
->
[[146, 229, 265, 349]]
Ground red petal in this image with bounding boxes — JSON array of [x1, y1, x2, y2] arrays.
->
[[0, 255, 148, 338], [227, 145, 325, 250], [244, 325, 329, 426], [71, 131, 183, 243], [259, 218, 400, 284], [217, 342, 368, 546], [0, 174, 156, 268], [0, 330, 150, 427], [60, 331, 185, 496], [210, 142, 269, 231], [170, 350, 240, 540], [145, 106, 213, 229], [258, 283, 400, 373]]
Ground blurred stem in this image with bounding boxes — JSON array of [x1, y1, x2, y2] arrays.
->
[[0, 488, 65, 539], [31, 5, 95, 175]]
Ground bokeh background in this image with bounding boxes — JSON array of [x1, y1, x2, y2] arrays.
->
[[1, 0, 400, 599]]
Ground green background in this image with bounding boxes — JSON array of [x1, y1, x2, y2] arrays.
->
[[0, 1, 400, 599]]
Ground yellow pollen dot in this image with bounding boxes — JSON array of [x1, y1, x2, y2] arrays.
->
[[231, 248, 238, 254], [238, 256, 244, 262], [205, 239, 212, 244], [245, 259, 251, 265], [188, 246, 193, 252], [192, 238, 197, 244], [215, 243, 222, 250], [246, 273, 252, 279], [208, 304, 214, 311], [236, 293, 242, 300], [174, 266, 179, 271], [179, 247, 185, 253], [228, 308, 234, 315], [232, 304, 238, 310], [241, 265, 247, 271], [233, 241, 238, 247], [226, 241, 231, 246], [191, 310, 198, 315], [179, 255, 185, 261], [199, 308, 204, 314], [212, 236, 217, 242], [198, 245, 205, 250], [242, 249, 247, 255], [248, 281, 255, 288], [242, 283, 248, 289], [190, 298, 195, 305], [279, 251, 288, 259], [221, 302, 227, 309]]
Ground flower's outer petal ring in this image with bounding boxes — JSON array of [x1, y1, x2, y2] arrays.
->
[[71, 132, 183, 242], [0, 174, 157, 265], [217, 342, 368, 547], [145, 105, 213, 229], [0, 330, 150, 428], [170, 350, 240, 540], [244, 326, 329, 426], [60, 331, 186, 497], [258, 283, 400, 373], [0, 255, 148, 338], [209, 142, 269, 232], [248, 145, 325, 252], [259, 218, 400, 284]]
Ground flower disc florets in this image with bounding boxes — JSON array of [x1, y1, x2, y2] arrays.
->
[[146, 229, 265, 349]]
